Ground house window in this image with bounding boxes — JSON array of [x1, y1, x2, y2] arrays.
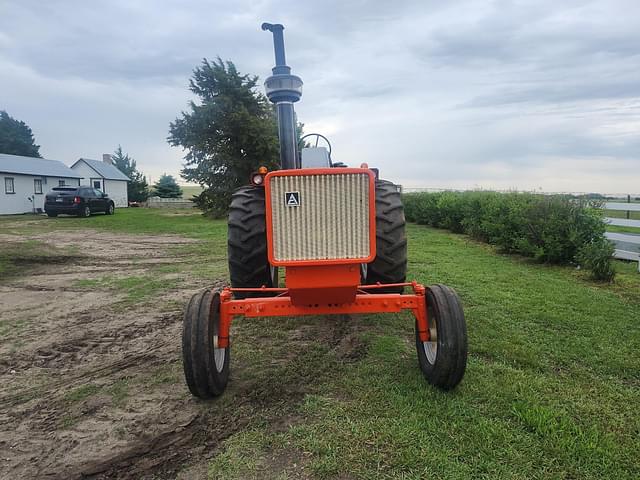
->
[[59, 180, 65, 187], [4, 177, 14, 194], [93, 180, 101, 189], [34, 179, 43, 194]]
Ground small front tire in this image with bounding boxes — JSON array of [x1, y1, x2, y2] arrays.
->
[[105, 202, 115, 215], [416, 284, 468, 390], [182, 289, 230, 398]]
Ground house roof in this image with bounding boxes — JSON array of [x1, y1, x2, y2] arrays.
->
[[72, 158, 130, 181], [0, 153, 82, 178]]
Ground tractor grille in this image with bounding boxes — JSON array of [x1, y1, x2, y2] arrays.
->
[[268, 172, 371, 262]]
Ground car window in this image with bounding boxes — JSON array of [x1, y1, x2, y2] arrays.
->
[[81, 188, 92, 197], [93, 188, 103, 197]]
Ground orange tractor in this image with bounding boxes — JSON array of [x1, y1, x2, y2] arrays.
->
[[182, 23, 468, 398]]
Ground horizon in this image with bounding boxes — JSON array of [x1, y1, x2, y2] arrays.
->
[[1, 1, 638, 193]]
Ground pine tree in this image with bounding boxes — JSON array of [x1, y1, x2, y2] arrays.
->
[[151, 174, 182, 198], [168, 58, 279, 216], [0, 111, 41, 157], [111, 145, 149, 202]]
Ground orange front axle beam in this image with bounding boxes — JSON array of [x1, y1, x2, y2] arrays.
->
[[217, 282, 429, 348]]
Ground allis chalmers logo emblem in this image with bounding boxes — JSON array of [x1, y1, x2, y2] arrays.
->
[[285, 191, 300, 207]]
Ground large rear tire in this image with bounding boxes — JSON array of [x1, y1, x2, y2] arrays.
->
[[228, 186, 277, 299], [416, 284, 467, 390], [182, 289, 230, 398], [365, 180, 407, 293]]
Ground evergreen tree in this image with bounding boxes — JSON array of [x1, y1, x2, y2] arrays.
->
[[168, 58, 280, 216], [151, 174, 183, 198], [111, 145, 149, 202], [0, 110, 41, 157]]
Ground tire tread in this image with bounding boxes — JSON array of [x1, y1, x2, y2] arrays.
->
[[365, 180, 408, 293], [415, 284, 467, 390], [228, 186, 275, 298], [182, 289, 230, 399]]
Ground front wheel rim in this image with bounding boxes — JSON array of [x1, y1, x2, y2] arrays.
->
[[422, 305, 438, 364], [213, 335, 225, 372]]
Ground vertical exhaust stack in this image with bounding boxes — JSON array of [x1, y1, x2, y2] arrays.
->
[[262, 23, 303, 170]]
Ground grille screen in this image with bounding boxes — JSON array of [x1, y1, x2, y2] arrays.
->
[[269, 173, 371, 262]]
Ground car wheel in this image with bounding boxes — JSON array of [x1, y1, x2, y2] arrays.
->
[[46, 211, 58, 218], [79, 205, 91, 218], [106, 203, 115, 215]]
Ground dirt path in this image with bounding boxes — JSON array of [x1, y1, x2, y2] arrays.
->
[[0, 229, 362, 479], [0, 231, 202, 478]]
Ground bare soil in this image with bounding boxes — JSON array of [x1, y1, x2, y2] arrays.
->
[[0, 229, 362, 479]]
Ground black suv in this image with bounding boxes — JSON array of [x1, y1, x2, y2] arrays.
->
[[44, 186, 115, 217]]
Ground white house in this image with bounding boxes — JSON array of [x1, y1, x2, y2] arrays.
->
[[0, 153, 82, 215], [70, 155, 130, 207]]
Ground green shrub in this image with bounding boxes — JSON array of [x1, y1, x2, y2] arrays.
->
[[576, 239, 616, 282], [402, 191, 614, 281], [404, 191, 444, 226], [437, 192, 466, 233]]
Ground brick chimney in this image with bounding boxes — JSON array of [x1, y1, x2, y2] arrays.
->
[[103, 153, 112, 164]]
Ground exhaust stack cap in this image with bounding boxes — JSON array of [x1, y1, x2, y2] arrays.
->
[[262, 22, 303, 104]]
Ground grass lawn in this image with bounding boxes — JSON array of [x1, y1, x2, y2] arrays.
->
[[2, 209, 639, 478], [210, 223, 640, 479]]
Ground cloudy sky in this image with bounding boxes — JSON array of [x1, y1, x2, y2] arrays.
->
[[1, 0, 639, 193]]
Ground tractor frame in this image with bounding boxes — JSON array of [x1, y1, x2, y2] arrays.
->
[[217, 282, 430, 349]]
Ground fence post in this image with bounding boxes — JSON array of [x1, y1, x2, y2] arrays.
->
[[627, 194, 631, 220]]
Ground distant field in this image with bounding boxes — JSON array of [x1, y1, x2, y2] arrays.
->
[[180, 185, 203, 199], [605, 209, 640, 220], [607, 224, 640, 235]]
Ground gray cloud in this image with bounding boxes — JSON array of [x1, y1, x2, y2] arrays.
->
[[1, 0, 639, 193]]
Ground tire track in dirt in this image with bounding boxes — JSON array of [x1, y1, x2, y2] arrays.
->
[[1, 312, 180, 376], [54, 315, 365, 480], [67, 410, 248, 480]]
